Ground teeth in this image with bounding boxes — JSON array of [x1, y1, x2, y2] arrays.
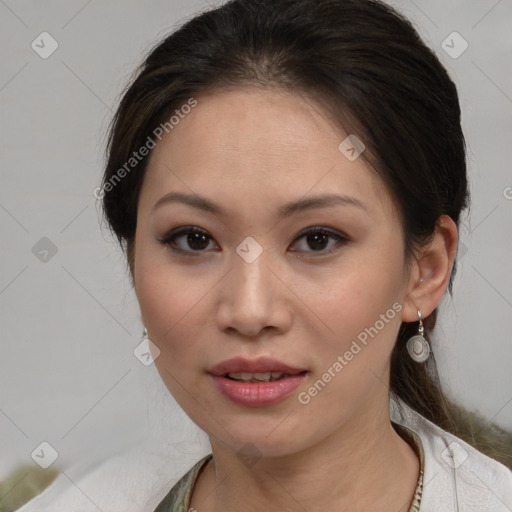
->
[[227, 371, 285, 382]]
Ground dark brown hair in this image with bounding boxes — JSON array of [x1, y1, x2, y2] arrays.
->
[[102, 0, 476, 447]]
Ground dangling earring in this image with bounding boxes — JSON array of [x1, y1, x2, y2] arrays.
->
[[406, 310, 431, 363]]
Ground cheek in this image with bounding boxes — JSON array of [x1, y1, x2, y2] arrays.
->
[[134, 249, 221, 392], [137, 272, 201, 406], [306, 249, 405, 369], [293, 272, 404, 424], [135, 240, 185, 330]]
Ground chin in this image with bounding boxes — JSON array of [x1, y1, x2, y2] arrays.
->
[[205, 410, 311, 457], [218, 432, 304, 460]]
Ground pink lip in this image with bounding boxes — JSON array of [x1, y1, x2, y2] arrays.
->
[[209, 356, 306, 376], [208, 356, 308, 407], [210, 374, 307, 406]]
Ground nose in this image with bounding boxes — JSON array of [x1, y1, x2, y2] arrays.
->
[[215, 244, 292, 338]]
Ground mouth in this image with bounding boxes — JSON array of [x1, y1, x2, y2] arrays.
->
[[208, 357, 309, 406]]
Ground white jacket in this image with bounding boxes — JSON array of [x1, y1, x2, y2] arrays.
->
[[16, 400, 512, 512]]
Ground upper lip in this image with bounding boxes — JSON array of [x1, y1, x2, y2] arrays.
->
[[209, 356, 307, 376]]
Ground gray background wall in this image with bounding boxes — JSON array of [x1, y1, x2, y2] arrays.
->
[[1, 0, 511, 480]]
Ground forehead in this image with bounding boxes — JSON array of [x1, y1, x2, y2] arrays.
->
[[141, 87, 396, 221]]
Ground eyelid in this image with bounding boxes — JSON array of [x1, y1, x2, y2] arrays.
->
[[293, 225, 348, 241]]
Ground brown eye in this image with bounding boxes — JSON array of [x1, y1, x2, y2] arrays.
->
[[159, 226, 218, 253], [185, 232, 210, 250], [290, 227, 349, 254]]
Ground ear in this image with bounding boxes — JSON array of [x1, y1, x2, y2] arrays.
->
[[402, 215, 459, 322]]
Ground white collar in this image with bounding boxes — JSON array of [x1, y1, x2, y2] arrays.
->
[[391, 397, 512, 511]]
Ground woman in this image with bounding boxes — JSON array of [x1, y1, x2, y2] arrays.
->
[[100, 0, 512, 510], [18, 0, 511, 510]]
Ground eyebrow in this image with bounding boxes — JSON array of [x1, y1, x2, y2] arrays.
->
[[152, 191, 366, 217]]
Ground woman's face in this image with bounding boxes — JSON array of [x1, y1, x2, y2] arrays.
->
[[134, 87, 413, 457]]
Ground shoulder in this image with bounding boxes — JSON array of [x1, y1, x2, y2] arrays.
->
[[14, 441, 206, 512], [152, 453, 212, 512], [392, 399, 512, 511]]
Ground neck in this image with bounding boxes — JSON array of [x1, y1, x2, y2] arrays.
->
[[191, 397, 420, 512]]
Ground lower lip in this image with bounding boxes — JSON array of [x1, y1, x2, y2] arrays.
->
[[210, 373, 307, 407]]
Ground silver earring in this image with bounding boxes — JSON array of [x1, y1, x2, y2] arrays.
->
[[406, 310, 431, 363], [142, 328, 148, 340]]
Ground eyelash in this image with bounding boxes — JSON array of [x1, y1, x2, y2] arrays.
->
[[157, 225, 349, 257]]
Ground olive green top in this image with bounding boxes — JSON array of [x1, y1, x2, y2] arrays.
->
[[153, 422, 425, 512]]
